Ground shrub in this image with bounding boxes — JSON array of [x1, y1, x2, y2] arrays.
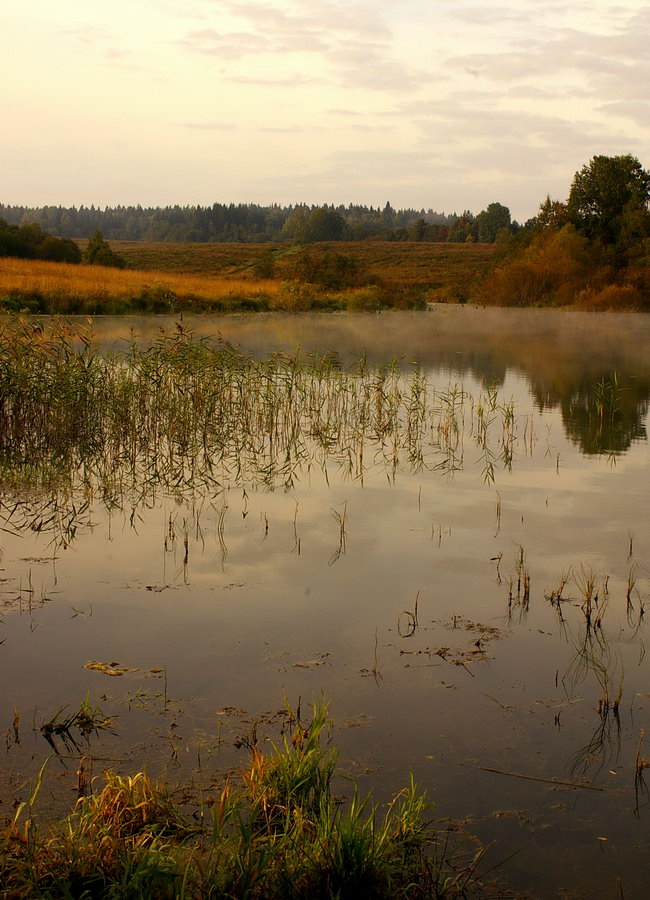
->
[[83, 230, 126, 269], [344, 285, 385, 311], [270, 281, 321, 311], [575, 283, 646, 311]]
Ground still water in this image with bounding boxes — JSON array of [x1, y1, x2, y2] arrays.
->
[[1, 308, 650, 899]]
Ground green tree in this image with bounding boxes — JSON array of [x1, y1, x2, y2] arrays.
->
[[447, 211, 476, 242], [536, 196, 569, 230], [475, 203, 511, 242], [305, 207, 346, 242], [281, 208, 308, 243], [83, 230, 126, 268], [38, 235, 81, 263], [408, 218, 427, 241], [567, 154, 650, 246]]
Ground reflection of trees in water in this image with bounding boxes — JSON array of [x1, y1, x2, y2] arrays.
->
[[423, 344, 649, 457], [431, 347, 648, 456], [422, 350, 508, 390], [528, 373, 648, 456]]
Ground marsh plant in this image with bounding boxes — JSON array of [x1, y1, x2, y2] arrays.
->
[[1, 703, 489, 899], [0, 318, 528, 545]]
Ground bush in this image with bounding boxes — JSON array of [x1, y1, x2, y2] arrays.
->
[[252, 249, 277, 279], [344, 286, 385, 311], [575, 283, 646, 311], [83, 230, 126, 269], [270, 281, 321, 311], [292, 250, 363, 290]]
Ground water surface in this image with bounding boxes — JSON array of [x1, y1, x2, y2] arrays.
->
[[2, 308, 650, 899]]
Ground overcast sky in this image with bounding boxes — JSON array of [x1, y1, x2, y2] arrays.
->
[[3, 0, 649, 220]]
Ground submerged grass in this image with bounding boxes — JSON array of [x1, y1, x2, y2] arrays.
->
[[1, 703, 490, 899]]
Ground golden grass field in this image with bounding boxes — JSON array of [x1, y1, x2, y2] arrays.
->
[[0, 241, 497, 313], [0, 255, 277, 301]]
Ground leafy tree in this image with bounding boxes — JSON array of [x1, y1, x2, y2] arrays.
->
[[305, 207, 346, 242], [83, 230, 126, 268], [282, 208, 308, 242], [567, 154, 650, 246], [536, 196, 569, 230], [408, 218, 427, 241], [0, 202, 478, 244], [447, 211, 476, 243], [37, 235, 81, 263], [0, 218, 81, 262], [475, 203, 511, 242]]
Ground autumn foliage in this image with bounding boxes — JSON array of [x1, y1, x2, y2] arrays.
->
[[477, 155, 650, 310]]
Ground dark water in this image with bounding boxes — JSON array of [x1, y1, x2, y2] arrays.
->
[[2, 308, 650, 899]]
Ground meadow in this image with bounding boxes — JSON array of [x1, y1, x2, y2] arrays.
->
[[0, 241, 497, 314]]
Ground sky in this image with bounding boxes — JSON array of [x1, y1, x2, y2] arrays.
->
[[2, 0, 650, 221]]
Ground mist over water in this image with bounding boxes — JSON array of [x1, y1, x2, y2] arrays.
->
[[2, 308, 650, 899]]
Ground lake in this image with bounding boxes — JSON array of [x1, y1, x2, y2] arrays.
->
[[1, 307, 650, 899]]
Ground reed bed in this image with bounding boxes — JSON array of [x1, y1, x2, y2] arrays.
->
[[1, 703, 488, 899], [0, 317, 523, 543]]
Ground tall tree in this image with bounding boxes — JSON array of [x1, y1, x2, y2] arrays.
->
[[475, 203, 511, 242], [567, 154, 650, 245], [305, 207, 346, 242]]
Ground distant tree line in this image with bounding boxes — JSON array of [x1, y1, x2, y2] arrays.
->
[[0, 201, 518, 244]]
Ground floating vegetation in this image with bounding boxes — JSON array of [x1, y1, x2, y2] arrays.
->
[[39, 695, 118, 754]]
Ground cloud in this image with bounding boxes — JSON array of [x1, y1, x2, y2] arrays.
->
[[597, 100, 650, 128], [443, 6, 650, 97], [448, 6, 532, 26], [256, 124, 330, 133], [227, 74, 323, 86], [176, 28, 273, 59], [60, 26, 111, 46], [328, 108, 362, 117], [217, 0, 392, 41], [178, 122, 237, 130], [177, 0, 423, 93]]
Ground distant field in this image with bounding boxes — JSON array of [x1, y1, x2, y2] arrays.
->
[[107, 240, 496, 300], [1, 241, 497, 314]]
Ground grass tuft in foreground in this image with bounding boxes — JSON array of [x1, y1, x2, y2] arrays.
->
[[1, 703, 489, 899]]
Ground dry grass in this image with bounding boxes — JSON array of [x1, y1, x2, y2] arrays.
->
[[0, 241, 497, 313], [0, 256, 278, 308], [103, 239, 496, 287]]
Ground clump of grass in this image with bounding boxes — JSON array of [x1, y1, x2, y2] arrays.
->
[[1, 702, 489, 898], [40, 694, 117, 754], [505, 545, 530, 622]]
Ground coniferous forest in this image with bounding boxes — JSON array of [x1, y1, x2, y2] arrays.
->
[[0, 200, 515, 244]]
